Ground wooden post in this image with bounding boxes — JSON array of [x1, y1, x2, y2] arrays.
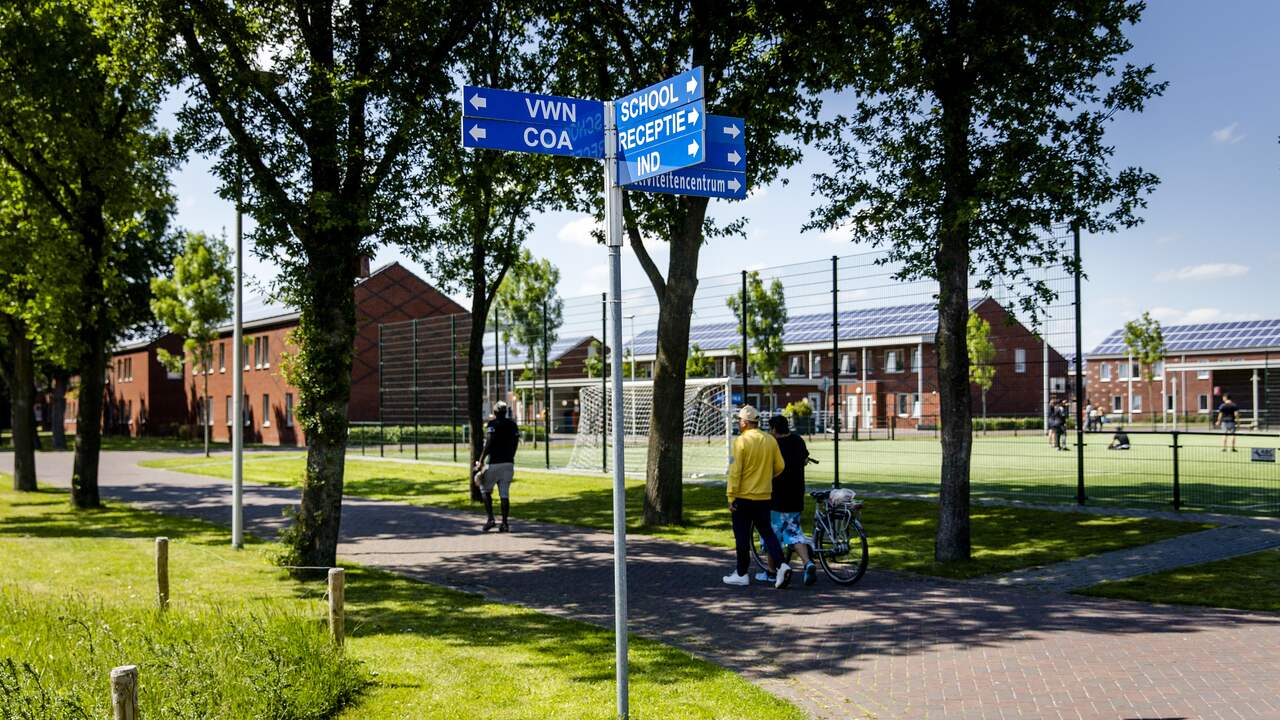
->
[[155, 537, 169, 610], [328, 567, 345, 647], [110, 665, 139, 720]]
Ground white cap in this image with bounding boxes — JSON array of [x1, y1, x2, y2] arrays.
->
[[493, 401, 509, 414], [737, 405, 759, 422]]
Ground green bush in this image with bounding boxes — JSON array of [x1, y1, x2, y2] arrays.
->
[[971, 417, 1045, 431], [348, 423, 546, 445], [0, 590, 366, 719]]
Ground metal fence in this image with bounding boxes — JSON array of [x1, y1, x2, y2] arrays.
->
[[371, 229, 1280, 516]]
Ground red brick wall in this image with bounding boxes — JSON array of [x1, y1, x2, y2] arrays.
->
[[101, 335, 187, 437], [191, 323, 302, 445], [1084, 350, 1272, 422]]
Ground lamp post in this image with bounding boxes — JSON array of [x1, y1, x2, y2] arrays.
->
[[626, 314, 636, 434], [231, 159, 244, 550]]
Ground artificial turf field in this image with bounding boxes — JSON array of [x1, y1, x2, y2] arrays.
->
[[360, 429, 1280, 515]]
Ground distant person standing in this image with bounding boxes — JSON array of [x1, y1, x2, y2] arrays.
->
[[1215, 393, 1239, 453], [1047, 400, 1067, 451], [723, 406, 792, 589], [766, 414, 817, 586], [474, 401, 520, 531]]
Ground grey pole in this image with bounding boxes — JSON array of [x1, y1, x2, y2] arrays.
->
[[231, 160, 244, 549], [832, 256, 840, 487], [1073, 224, 1086, 505], [602, 99, 630, 720]]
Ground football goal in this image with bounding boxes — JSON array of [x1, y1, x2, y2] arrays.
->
[[567, 377, 734, 478]]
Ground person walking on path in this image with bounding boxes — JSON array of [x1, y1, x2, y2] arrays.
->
[[723, 405, 792, 589], [1215, 393, 1240, 452], [1047, 400, 1068, 451], [765, 414, 817, 586], [474, 401, 520, 532]]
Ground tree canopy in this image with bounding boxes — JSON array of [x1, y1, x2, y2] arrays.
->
[[727, 272, 789, 398]]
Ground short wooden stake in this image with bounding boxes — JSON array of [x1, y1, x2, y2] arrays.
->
[[155, 537, 169, 610], [110, 665, 138, 720], [328, 567, 345, 647]]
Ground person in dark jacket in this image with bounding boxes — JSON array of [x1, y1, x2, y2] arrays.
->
[[474, 401, 520, 532], [767, 414, 817, 586]]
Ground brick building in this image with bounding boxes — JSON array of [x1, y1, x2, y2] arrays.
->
[[616, 297, 1068, 430], [1086, 318, 1279, 427], [76, 262, 464, 445]]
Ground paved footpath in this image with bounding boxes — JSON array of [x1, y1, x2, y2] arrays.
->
[[7, 451, 1280, 720]]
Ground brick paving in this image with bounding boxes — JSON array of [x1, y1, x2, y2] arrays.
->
[[6, 450, 1280, 719]]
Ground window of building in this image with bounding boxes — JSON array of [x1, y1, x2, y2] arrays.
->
[[262, 394, 271, 427], [1112, 395, 1123, 413], [226, 395, 232, 426], [1152, 360, 1164, 379], [729, 360, 737, 377], [219, 342, 226, 372], [1197, 369, 1209, 380], [243, 342, 251, 370], [789, 355, 803, 377], [885, 350, 904, 373], [1014, 348, 1026, 374], [810, 355, 821, 378], [260, 336, 269, 367], [1198, 394, 1209, 413], [285, 393, 294, 428], [839, 353, 854, 376], [1132, 394, 1142, 413], [1131, 361, 1141, 378], [1166, 393, 1174, 411], [911, 347, 922, 374], [1118, 362, 1129, 380], [1100, 363, 1111, 382], [244, 394, 250, 425]]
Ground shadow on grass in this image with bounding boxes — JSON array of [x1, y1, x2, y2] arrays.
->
[[0, 487, 239, 547]]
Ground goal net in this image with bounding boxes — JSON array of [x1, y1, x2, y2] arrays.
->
[[567, 377, 733, 479]]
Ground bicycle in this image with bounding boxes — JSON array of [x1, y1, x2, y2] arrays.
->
[[752, 459, 869, 585]]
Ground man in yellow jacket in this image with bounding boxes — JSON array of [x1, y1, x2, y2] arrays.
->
[[724, 405, 792, 588]]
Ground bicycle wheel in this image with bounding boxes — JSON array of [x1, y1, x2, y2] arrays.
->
[[814, 510, 868, 585], [750, 528, 795, 576]]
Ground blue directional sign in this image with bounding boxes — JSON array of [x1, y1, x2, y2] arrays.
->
[[461, 85, 605, 158], [617, 101, 703, 154], [698, 142, 746, 172], [627, 166, 747, 200], [616, 67, 704, 130], [707, 115, 745, 145], [617, 132, 705, 185], [697, 114, 746, 171]]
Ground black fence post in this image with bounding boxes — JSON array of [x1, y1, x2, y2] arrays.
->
[[832, 256, 840, 488], [543, 297, 551, 470], [1171, 430, 1182, 510], [1073, 224, 1087, 505], [451, 314, 458, 463], [412, 318, 419, 461]]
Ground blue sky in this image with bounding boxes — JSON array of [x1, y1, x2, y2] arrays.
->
[[167, 1, 1278, 351]]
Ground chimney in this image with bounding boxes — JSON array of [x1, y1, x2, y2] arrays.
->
[[355, 254, 371, 279]]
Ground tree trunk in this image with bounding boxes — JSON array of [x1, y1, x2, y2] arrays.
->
[[71, 318, 107, 508], [4, 316, 38, 492], [51, 374, 68, 450], [642, 214, 706, 526], [933, 7, 974, 563], [466, 271, 488, 502], [290, 237, 358, 570]]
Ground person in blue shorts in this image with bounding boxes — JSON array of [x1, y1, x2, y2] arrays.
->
[[763, 414, 817, 586], [1215, 393, 1239, 452]]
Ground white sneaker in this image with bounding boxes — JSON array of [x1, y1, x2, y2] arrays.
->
[[775, 563, 793, 589], [722, 571, 749, 586]]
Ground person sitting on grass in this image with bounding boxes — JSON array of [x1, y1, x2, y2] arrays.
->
[[723, 405, 792, 589], [1107, 426, 1131, 450], [1215, 393, 1240, 453], [473, 401, 520, 532], [763, 414, 818, 586]]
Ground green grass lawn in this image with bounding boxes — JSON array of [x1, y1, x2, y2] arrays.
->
[[1077, 546, 1280, 613], [0, 481, 803, 720], [141, 455, 1212, 579], [368, 430, 1280, 514]]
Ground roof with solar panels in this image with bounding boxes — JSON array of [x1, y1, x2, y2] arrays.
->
[[1089, 318, 1280, 357]]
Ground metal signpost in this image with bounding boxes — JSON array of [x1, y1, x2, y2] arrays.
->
[[460, 68, 746, 720]]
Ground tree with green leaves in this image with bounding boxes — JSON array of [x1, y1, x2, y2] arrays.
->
[[150, 231, 234, 457], [414, 2, 558, 483], [726, 272, 789, 404], [583, 340, 606, 379], [685, 344, 712, 378], [163, 0, 477, 567], [967, 313, 996, 426], [550, 4, 830, 524], [0, 0, 177, 507], [1123, 311, 1165, 425], [496, 249, 564, 392], [808, 1, 1164, 561]]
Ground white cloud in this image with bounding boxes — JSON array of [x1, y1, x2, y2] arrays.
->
[[557, 215, 602, 248], [1147, 307, 1261, 325], [1155, 263, 1249, 282], [820, 220, 857, 245], [576, 262, 609, 296], [744, 186, 768, 203], [1210, 122, 1245, 145]]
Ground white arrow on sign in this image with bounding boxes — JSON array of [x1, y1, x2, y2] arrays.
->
[[688, 139, 699, 156], [727, 150, 741, 165], [469, 94, 486, 110], [686, 75, 697, 94], [469, 125, 486, 141], [722, 123, 741, 139], [727, 178, 741, 192], [687, 108, 700, 125]]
